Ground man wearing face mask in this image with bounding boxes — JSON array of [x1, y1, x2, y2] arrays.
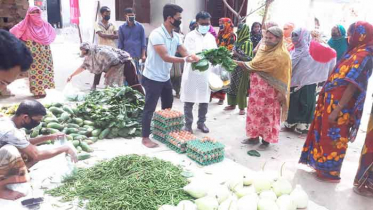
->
[[180, 11, 217, 134], [0, 100, 77, 200], [92, 6, 118, 90], [118, 8, 146, 81], [141, 4, 200, 148]]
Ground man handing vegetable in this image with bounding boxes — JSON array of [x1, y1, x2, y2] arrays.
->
[[141, 4, 200, 148], [0, 100, 77, 200]]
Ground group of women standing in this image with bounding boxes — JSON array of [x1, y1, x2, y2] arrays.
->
[[223, 18, 372, 196]]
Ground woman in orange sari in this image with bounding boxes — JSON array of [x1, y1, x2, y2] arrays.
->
[[300, 21, 373, 182]]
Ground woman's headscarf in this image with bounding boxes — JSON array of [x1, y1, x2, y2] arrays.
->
[[235, 24, 253, 58], [324, 21, 373, 142], [189, 19, 197, 31], [250, 22, 262, 49], [80, 42, 131, 74], [290, 28, 336, 87], [217, 18, 236, 51], [283, 22, 295, 51], [10, 6, 56, 45], [244, 26, 292, 121], [209, 25, 217, 38], [327, 24, 348, 61]]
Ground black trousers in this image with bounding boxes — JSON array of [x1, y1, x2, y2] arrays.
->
[[141, 76, 173, 137]]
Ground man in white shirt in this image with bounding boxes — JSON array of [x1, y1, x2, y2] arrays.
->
[[181, 11, 217, 133]]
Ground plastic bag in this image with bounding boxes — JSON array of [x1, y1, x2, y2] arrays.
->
[[63, 82, 86, 101]]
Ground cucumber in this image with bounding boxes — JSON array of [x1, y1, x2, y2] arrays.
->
[[80, 141, 93, 152], [72, 140, 80, 147], [73, 118, 84, 126], [47, 122, 64, 131], [83, 125, 94, 129], [62, 105, 74, 115], [91, 129, 102, 137], [41, 128, 49, 135], [98, 128, 111, 140], [74, 135, 87, 140], [72, 107, 79, 115], [43, 117, 58, 123], [66, 135, 73, 141], [47, 128, 60, 134], [66, 128, 79, 134], [49, 107, 64, 115], [30, 123, 43, 138], [69, 133, 81, 138], [76, 146, 82, 153], [59, 112, 70, 122], [84, 140, 94, 145], [67, 123, 80, 128], [52, 102, 63, 107], [86, 127, 94, 133], [83, 120, 95, 126], [62, 127, 68, 134], [88, 137, 99, 142], [78, 130, 89, 136], [78, 153, 91, 161], [44, 103, 52, 109]]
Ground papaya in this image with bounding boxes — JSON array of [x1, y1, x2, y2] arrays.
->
[[49, 107, 64, 115], [83, 120, 95, 126], [80, 141, 93, 152], [67, 123, 80, 128], [91, 129, 102, 137], [73, 118, 84, 126]]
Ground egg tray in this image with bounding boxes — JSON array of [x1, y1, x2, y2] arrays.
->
[[186, 152, 225, 166], [153, 112, 185, 125], [152, 133, 167, 143], [166, 135, 198, 154], [186, 140, 225, 155], [151, 122, 184, 134]]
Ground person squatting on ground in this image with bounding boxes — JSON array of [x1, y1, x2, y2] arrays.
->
[[0, 100, 77, 200]]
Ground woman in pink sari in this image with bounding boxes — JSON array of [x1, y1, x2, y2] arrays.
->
[[10, 6, 56, 98]]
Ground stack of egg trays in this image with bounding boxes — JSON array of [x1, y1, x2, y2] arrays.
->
[[151, 112, 185, 143], [186, 140, 225, 166], [166, 133, 197, 154]]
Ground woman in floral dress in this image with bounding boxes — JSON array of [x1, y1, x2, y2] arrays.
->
[[236, 27, 291, 149], [10, 6, 56, 98], [300, 21, 373, 182]]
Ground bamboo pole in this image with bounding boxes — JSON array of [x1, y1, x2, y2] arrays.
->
[[261, 0, 274, 29]]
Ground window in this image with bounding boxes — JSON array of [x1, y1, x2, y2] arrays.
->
[[206, 0, 248, 26], [115, 0, 150, 23]]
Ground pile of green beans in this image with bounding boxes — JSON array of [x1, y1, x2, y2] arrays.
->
[[47, 155, 191, 210]]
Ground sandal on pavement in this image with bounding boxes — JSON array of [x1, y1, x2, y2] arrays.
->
[[239, 109, 245, 115], [224, 105, 236, 111], [353, 186, 373, 198]]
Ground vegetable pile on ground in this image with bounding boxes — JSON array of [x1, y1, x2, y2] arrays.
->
[[76, 86, 144, 139], [19, 86, 144, 153], [0, 104, 19, 117], [47, 155, 192, 210], [192, 47, 237, 72], [160, 165, 309, 210]]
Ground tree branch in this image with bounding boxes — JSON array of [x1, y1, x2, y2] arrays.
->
[[238, 0, 247, 15], [222, 0, 241, 19]]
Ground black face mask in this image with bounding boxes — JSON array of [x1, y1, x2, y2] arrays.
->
[[23, 116, 40, 130], [104, 15, 110, 21], [128, 16, 135, 22], [171, 18, 182, 28]]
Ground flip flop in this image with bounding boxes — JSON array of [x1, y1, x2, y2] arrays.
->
[[224, 106, 236, 111], [239, 110, 246, 115], [353, 186, 373, 198], [314, 173, 341, 183]]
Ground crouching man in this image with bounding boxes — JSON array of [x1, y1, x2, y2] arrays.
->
[[0, 100, 77, 200]]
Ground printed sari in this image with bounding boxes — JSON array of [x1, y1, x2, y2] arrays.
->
[[300, 22, 373, 180]]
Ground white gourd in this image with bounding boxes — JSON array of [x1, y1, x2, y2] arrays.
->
[[290, 185, 309, 209], [195, 196, 219, 210]]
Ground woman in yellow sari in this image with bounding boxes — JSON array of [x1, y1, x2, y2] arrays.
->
[[236, 27, 291, 149]]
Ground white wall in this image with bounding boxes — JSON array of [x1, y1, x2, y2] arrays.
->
[[61, 0, 205, 43]]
